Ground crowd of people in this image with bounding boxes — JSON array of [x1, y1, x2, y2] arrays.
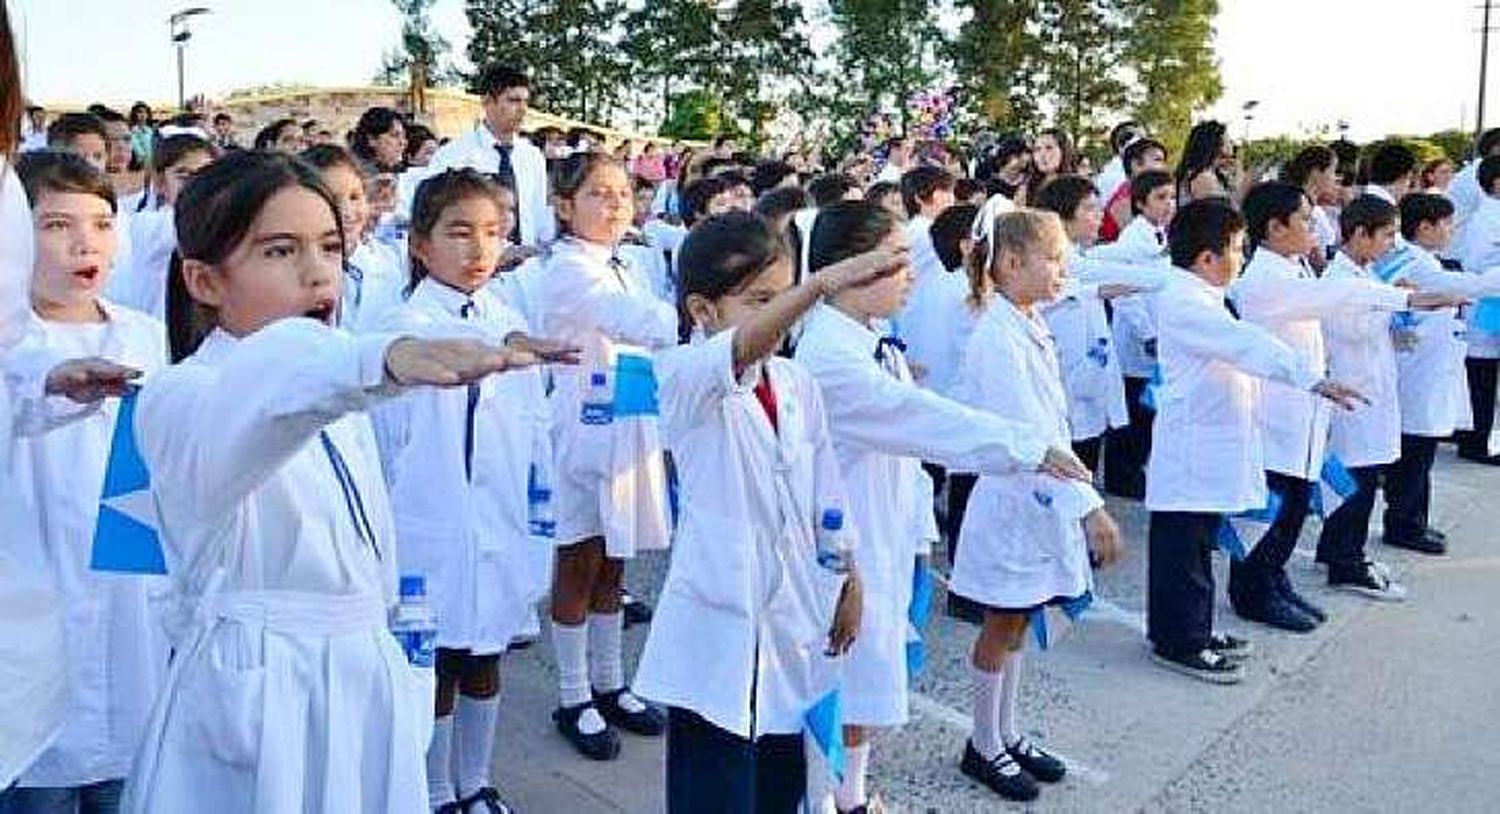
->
[[6, 6, 1500, 812]]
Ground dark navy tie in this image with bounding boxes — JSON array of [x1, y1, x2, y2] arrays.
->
[[461, 299, 480, 481], [494, 144, 521, 244]]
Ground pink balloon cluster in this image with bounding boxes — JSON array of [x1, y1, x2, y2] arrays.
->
[[907, 86, 957, 142]]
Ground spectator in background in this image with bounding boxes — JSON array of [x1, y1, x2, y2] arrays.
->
[[350, 106, 408, 174], [1422, 157, 1455, 195], [252, 117, 305, 153], [405, 122, 439, 167], [635, 141, 666, 183], [127, 102, 154, 169], [210, 112, 239, 151]]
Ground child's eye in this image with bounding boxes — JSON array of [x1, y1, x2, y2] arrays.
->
[[322, 240, 343, 254], [41, 219, 69, 231], [264, 244, 295, 258]]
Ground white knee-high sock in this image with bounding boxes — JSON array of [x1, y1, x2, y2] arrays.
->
[[999, 651, 1023, 746], [454, 693, 501, 799], [552, 620, 591, 706], [426, 714, 455, 810], [970, 665, 1005, 760], [833, 742, 871, 811], [587, 611, 625, 693]]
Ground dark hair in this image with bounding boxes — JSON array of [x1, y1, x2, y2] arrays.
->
[[1477, 127, 1500, 159], [931, 203, 980, 272], [1281, 145, 1336, 188], [1122, 137, 1167, 174], [475, 64, 530, 97], [92, 106, 126, 125], [15, 150, 117, 213], [129, 102, 152, 126], [46, 112, 108, 148], [404, 123, 437, 163], [1033, 127, 1076, 175], [1421, 157, 1454, 188], [152, 133, 215, 174], [807, 172, 860, 207], [1366, 142, 1418, 186], [1337, 194, 1397, 243], [865, 180, 902, 207], [676, 211, 789, 340], [1109, 120, 1143, 154], [166, 150, 343, 361], [701, 156, 739, 178], [806, 199, 900, 274], [681, 176, 730, 228], [551, 151, 625, 234], [1169, 198, 1245, 270], [755, 185, 812, 221], [212, 112, 232, 125], [713, 134, 735, 149], [407, 168, 508, 293], [0, 4, 21, 155], [1174, 120, 1228, 188], [1129, 169, 1174, 213], [253, 118, 300, 151], [1330, 139, 1360, 187], [750, 160, 797, 196], [900, 165, 955, 217], [1241, 181, 1309, 249], [299, 142, 364, 177], [954, 177, 982, 201], [1398, 192, 1456, 241], [1479, 154, 1500, 195], [1031, 174, 1097, 221], [350, 107, 406, 171]]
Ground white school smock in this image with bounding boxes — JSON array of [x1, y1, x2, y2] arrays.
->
[[0, 159, 69, 789], [1321, 253, 1403, 468], [104, 206, 176, 319], [124, 319, 430, 814], [1094, 157, 1126, 207], [951, 297, 1104, 609], [537, 238, 677, 556], [795, 304, 1046, 727], [1146, 269, 1321, 513], [488, 255, 545, 332], [342, 238, 408, 332], [1229, 248, 1409, 480], [1458, 196, 1500, 359], [411, 124, 554, 247], [1387, 244, 1500, 436], [371, 280, 550, 654], [1451, 160, 1484, 232], [893, 220, 974, 397], [635, 330, 847, 739], [11, 302, 170, 789], [1090, 217, 1172, 379]]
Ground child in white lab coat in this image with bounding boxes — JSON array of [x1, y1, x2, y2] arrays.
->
[[951, 209, 1123, 802], [538, 152, 678, 761], [793, 200, 1092, 813], [125, 149, 550, 813], [1316, 196, 1411, 600], [300, 144, 407, 331], [1227, 181, 1442, 633], [1, 150, 168, 814], [1454, 156, 1500, 463], [1145, 199, 1365, 684], [636, 211, 903, 813], [372, 169, 572, 813], [106, 134, 216, 318]]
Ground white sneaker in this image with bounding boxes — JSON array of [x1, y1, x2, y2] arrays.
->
[[1331, 561, 1408, 602]]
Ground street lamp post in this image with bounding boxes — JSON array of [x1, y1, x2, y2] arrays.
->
[[1241, 100, 1260, 144], [169, 7, 211, 111]]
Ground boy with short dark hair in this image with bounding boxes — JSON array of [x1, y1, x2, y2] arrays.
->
[[1363, 142, 1418, 204], [45, 113, 109, 172]]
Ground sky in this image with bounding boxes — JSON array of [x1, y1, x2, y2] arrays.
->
[[7, 0, 1497, 143]]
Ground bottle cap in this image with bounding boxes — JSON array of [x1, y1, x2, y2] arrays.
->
[[590, 372, 608, 386], [399, 575, 426, 599], [821, 508, 844, 531]]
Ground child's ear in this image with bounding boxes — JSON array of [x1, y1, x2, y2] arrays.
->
[[554, 196, 574, 224], [409, 233, 433, 271], [683, 293, 717, 330], [181, 258, 225, 308]]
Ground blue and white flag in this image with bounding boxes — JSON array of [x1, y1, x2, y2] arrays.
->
[[906, 559, 936, 680], [1031, 591, 1094, 650], [1139, 363, 1163, 412], [1219, 490, 1284, 561], [90, 387, 166, 575], [1313, 454, 1359, 519], [802, 688, 845, 804]]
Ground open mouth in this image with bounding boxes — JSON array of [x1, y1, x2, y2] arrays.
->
[[304, 299, 337, 325], [72, 265, 101, 283]]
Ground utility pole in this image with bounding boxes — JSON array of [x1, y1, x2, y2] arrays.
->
[[1481, 0, 1493, 139]]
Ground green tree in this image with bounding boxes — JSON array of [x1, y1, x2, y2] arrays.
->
[[1120, 0, 1222, 158], [375, 0, 458, 93], [465, 0, 629, 124], [949, 0, 1045, 132], [621, 0, 719, 122], [1034, 0, 1130, 143], [659, 89, 725, 141], [825, 0, 946, 132], [714, 0, 816, 144]]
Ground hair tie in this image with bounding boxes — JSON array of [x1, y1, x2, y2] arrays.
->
[[971, 193, 1015, 269], [792, 207, 820, 283]]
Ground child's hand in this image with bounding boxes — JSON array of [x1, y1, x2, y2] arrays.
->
[[1084, 508, 1124, 567], [826, 569, 863, 657], [1311, 378, 1369, 411], [1407, 291, 1468, 311], [814, 248, 909, 296], [384, 337, 539, 386], [504, 332, 583, 365], [44, 358, 142, 403], [1039, 446, 1093, 482]]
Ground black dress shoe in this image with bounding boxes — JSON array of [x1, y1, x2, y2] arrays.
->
[[621, 592, 654, 627], [1423, 527, 1449, 544], [1207, 632, 1254, 661], [593, 688, 666, 736], [459, 787, 514, 814], [1385, 535, 1446, 555], [1273, 571, 1327, 622], [552, 702, 620, 761], [1006, 737, 1066, 783], [1457, 450, 1500, 466], [1233, 595, 1318, 633], [960, 739, 1039, 801]]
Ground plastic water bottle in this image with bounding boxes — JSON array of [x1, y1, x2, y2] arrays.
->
[[580, 371, 614, 426], [815, 508, 852, 574], [390, 575, 438, 668], [528, 463, 556, 538]]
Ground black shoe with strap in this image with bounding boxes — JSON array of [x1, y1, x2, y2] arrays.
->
[[960, 739, 1039, 801], [1207, 632, 1253, 661], [1150, 646, 1245, 684], [593, 687, 666, 736], [552, 701, 620, 761], [1272, 570, 1327, 622], [1005, 736, 1066, 783], [1384, 534, 1446, 555], [459, 787, 513, 814], [621, 592, 654, 628]]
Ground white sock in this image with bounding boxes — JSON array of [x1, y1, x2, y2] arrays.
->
[[454, 694, 500, 799], [970, 665, 1004, 760], [552, 620, 591, 707], [426, 714, 455, 810], [833, 742, 870, 811], [587, 611, 625, 693], [999, 651, 1023, 746]]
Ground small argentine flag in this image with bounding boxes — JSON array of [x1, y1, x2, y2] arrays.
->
[[1220, 490, 1285, 561], [1031, 591, 1094, 650], [803, 688, 845, 798], [1312, 454, 1359, 519], [906, 559, 936, 681], [90, 387, 166, 575]]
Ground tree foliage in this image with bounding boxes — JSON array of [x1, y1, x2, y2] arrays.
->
[[375, 0, 459, 89]]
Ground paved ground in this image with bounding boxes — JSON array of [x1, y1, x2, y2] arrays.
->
[[486, 446, 1500, 812]]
